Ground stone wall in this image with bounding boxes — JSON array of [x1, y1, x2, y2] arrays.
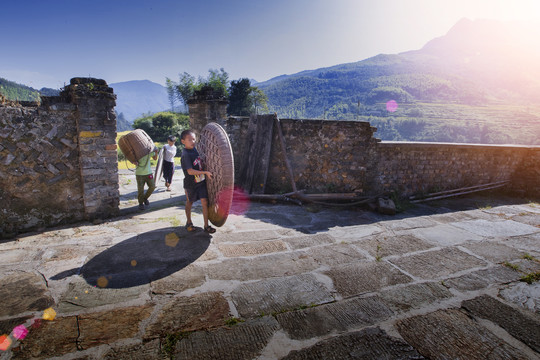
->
[[189, 96, 540, 200], [0, 78, 119, 237], [187, 87, 228, 136], [220, 116, 539, 198], [376, 142, 540, 196]]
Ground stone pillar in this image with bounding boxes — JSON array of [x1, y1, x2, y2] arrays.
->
[[68, 78, 120, 220], [187, 87, 228, 136]]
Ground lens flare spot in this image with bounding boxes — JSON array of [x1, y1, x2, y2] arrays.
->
[[130, 259, 137, 267], [386, 100, 398, 112], [12, 325, 28, 340], [42, 308, 56, 321], [0, 335, 12, 351], [84, 290, 89, 294], [74, 296, 78, 300], [97, 276, 109, 288], [231, 186, 250, 215], [165, 232, 180, 247]]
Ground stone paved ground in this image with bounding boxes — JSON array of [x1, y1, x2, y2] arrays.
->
[[0, 169, 539, 359]]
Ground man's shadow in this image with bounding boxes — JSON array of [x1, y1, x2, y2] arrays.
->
[[51, 227, 210, 289]]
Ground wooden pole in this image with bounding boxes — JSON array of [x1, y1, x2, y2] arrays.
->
[[409, 180, 509, 200], [410, 182, 508, 203]]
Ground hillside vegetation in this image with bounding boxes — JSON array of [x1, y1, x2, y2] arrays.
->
[[0, 78, 41, 101], [257, 19, 540, 145], [0, 77, 60, 102]]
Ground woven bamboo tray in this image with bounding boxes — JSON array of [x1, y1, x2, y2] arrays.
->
[[198, 123, 235, 227]]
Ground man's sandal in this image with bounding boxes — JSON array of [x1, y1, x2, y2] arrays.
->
[[185, 222, 195, 232], [204, 225, 216, 234]]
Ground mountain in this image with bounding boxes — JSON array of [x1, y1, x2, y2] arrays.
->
[[257, 18, 540, 117], [0, 77, 41, 101], [110, 80, 173, 123]]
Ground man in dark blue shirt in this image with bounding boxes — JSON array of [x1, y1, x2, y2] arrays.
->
[[180, 129, 215, 234]]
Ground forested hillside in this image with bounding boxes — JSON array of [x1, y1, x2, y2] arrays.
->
[[257, 19, 540, 145], [0, 77, 60, 101], [0, 78, 41, 101]]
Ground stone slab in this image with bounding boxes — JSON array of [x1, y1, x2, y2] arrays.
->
[[206, 251, 319, 281], [396, 309, 530, 359], [444, 265, 521, 291], [510, 258, 540, 274], [305, 243, 367, 266], [12, 316, 79, 359], [77, 305, 153, 350], [0, 315, 33, 337], [389, 247, 487, 280], [150, 264, 206, 294], [212, 230, 281, 244], [499, 282, 540, 314], [504, 233, 540, 253], [461, 240, 528, 263], [276, 295, 393, 339], [284, 233, 335, 250], [40, 245, 95, 262], [483, 205, 540, 217], [174, 316, 279, 360], [327, 224, 382, 240], [402, 223, 484, 246], [57, 278, 150, 313], [429, 211, 475, 224], [231, 274, 334, 318], [324, 261, 413, 297], [113, 220, 175, 236], [217, 239, 288, 257], [379, 281, 453, 313], [281, 327, 424, 360], [451, 219, 539, 238], [145, 292, 230, 338], [357, 233, 434, 259], [0, 271, 54, 317], [382, 216, 439, 231], [0, 248, 45, 265], [510, 213, 540, 227], [462, 295, 540, 353], [103, 338, 162, 360]]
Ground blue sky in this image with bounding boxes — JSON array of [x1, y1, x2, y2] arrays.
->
[[2, 0, 539, 89]]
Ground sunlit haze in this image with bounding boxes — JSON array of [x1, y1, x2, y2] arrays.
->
[[1, 0, 539, 89]]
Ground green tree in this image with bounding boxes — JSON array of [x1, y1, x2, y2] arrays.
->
[[227, 78, 269, 116], [249, 87, 268, 115], [165, 78, 177, 111], [176, 72, 195, 108], [171, 69, 229, 108], [132, 117, 154, 135], [228, 78, 251, 116], [132, 112, 189, 142], [203, 68, 229, 97]]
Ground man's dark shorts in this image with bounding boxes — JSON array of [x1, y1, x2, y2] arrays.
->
[[185, 182, 208, 203]]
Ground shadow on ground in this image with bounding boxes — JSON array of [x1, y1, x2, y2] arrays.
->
[[234, 191, 536, 234], [52, 227, 210, 288]]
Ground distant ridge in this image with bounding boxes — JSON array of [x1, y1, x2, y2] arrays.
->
[[110, 80, 172, 123], [257, 18, 540, 118]]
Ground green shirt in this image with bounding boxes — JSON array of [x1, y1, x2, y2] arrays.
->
[[135, 153, 153, 176]]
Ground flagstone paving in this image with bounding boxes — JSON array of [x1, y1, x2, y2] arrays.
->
[[0, 171, 539, 359]]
